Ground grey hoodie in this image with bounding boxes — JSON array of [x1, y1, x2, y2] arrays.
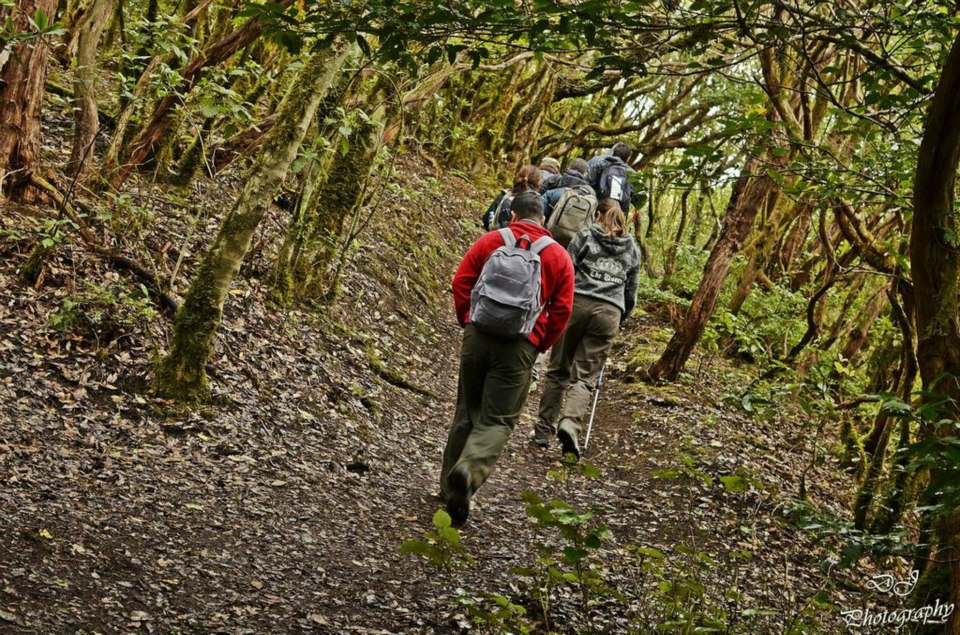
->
[[567, 225, 640, 321]]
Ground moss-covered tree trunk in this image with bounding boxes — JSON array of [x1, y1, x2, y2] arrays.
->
[[282, 117, 381, 303], [772, 202, 812, 281], [728, 194, 795, 315], [908, 31, 960, 633], [504, 62, 557, 170], [153, 41, 352, 401], [0, 0, 58, 200], [647, 158, 775, 382], [66, 0, 114, 178]]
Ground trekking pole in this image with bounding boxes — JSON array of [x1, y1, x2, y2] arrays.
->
[[583, 363, 606, 452]]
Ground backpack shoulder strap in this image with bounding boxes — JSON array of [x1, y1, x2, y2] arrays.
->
[[530, 236, 556, 255], [498, 227, 514, 247]]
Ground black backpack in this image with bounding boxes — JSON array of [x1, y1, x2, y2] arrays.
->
[[598, 164, 633, 211], [482, 190, 514, 230], [495, 191, 515, 228]]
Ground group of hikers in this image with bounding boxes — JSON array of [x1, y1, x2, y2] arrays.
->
[[440, 142, 641, 526]]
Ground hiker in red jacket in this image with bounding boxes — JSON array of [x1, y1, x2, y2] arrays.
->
[[441, 190, 575, 526]]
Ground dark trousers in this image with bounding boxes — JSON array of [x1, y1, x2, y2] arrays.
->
[[536, 295, 620, 442], [440, 325, 537, 497]]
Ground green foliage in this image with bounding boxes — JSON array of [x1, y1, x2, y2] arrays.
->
[[400, 510, 475, 570], [890, 394, 960, 522], [35, 217, 78, 250], [51, 280, 159, 344], [786, 498, 916, 567], [455, 589, 534, 634], [652, 449, 715, 488], [514, 489, 614, 629], [0, 7, 64, 50]]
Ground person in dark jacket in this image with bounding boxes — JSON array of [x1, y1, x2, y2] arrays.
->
[[533, 199, 640, 459], [482, 165, 542, 230], [541, 158, 595, 222], [586, 142, 634, 187], [586, 142, 635, 212], [540, 158, 591, 193], [443, 191, 575, 526]]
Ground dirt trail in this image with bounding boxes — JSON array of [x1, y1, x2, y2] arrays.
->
[[0, 162, 869, 634]]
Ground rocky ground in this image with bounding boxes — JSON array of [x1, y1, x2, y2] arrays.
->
[[0, 144, 907, 633]]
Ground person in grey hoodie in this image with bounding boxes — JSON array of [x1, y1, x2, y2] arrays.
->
[[533, 198, 640, 459]]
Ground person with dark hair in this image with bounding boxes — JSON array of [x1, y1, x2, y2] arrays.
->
[[533, 199, 640, 459], [586, 142, 636, 213], [443, 190, 575, 525], [482, 165, 542, 230]]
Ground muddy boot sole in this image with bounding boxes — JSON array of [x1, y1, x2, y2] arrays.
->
[[445, 466, 472, 527], [557, 428, 580, 463]]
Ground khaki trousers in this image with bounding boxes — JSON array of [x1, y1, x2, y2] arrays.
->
[[441, 325, 537, 497], [536, 295, 620, 442]]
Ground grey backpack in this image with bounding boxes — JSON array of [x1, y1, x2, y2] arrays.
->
[[470, 228, 555, 338], [546, 186, 598, 247]]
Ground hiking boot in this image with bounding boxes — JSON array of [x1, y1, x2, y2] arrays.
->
[[445, 466, 473, 527], [557, 428, 580, 463], [528, 429, 549, 448]]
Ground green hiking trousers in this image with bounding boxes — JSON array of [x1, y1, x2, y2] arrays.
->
[[536, 295, 620, 442], [440, 325, 538, 498]]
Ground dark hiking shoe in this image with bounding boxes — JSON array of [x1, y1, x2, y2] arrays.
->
[[528, 428, 549, 448], [445, 466, 473, 527], [557, 428, 580, 463]]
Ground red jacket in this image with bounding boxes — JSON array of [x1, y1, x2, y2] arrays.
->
[[452, 220, 574, 352]]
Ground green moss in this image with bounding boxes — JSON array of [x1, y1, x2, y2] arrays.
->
[[18, 243, 47, 285]]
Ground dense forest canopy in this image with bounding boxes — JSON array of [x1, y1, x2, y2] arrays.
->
[[2, 0, 960, 631]]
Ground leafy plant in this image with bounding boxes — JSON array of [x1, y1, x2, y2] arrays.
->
[[401, 509, 475, 571], [50, 281, 159, 344], [455, 589, 534, 634]]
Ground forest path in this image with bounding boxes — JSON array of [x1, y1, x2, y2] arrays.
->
[[320, 318, 857, 634], [0, 163, 861, 634]]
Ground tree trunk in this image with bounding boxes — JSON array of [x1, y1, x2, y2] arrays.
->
[[153, 41, 352, 401], [66, 0, 114, 178], [113, 0, 291, 187], [504, 62, 557, 171], [647, 158, 774, 381], [0, 0, 58, 200], [296, 118, 381, 302], [728, 192, 791, 315], [908, 31, 960, 632], [839, 286, 889, 364], [773, 202, 812, 280], [662, 189, 689, 285], [856, 283, 916, 531]]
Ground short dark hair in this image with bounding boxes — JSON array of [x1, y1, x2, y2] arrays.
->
[[511, 190, 544, 219], [569, 158, 588, 175], [612, 142, 631, 162]]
